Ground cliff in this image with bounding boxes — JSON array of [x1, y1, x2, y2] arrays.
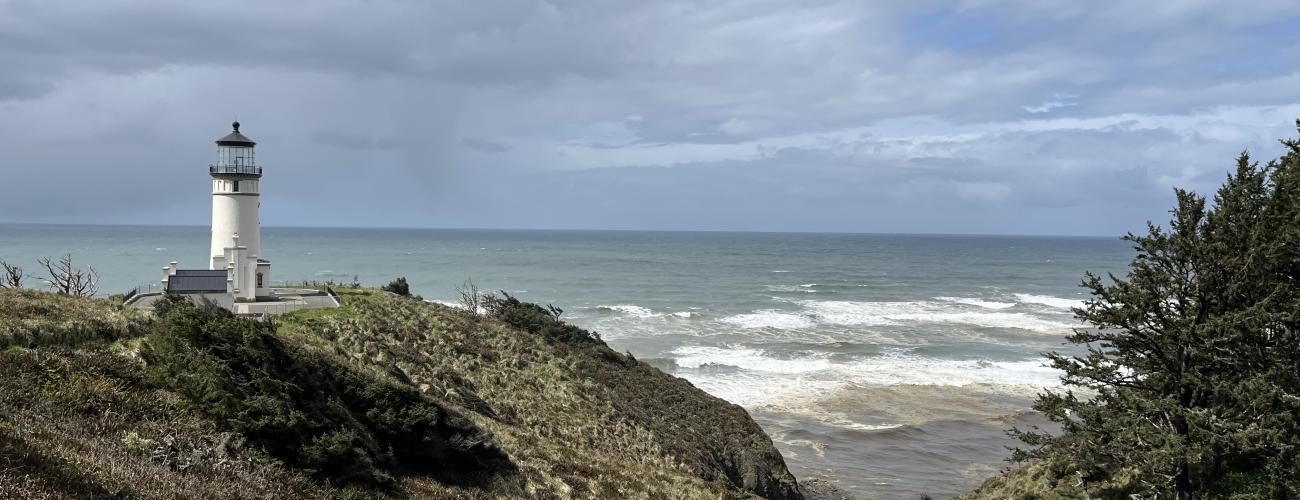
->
[[0, 287, 801, 499]]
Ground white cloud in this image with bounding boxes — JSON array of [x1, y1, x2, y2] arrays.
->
[[1024, 93, 1079, 114]]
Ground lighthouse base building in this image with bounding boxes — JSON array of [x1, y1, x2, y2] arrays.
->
[[157, 233, 271, 307], [130, 122, 337, 316]]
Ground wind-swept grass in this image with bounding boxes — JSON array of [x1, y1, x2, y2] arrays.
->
[[143, 295, 520, 492], [0, 287, 801, 499], [959, 460, 1138, 500], [278, 288, 802, 499], [0, 346, 342, 499], [0, 288, 150, 348]]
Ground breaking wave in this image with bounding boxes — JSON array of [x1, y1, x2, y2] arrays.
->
[[1014, 293, 1084, 310], [674, 346, 831, 374], [596, 304, 658, 318], [765, 284, 817, 293], [801, 300, 1077, 332], [720, 310, 816, 329], [934, 296, 1016, 309], [673, 346, 1061, 387], [592, 304, 697, 320], [669, 345, 1063, 407], [604, 296, 1079, 333]]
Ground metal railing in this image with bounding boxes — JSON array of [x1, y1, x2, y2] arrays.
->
[[209, 164, 262, 175]]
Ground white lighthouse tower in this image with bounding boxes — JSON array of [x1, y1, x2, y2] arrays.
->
[[208, 121, 270, 301], [136, 122, 338, 315]]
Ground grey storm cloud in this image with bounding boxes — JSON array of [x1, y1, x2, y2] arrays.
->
[[461, 138, 512, 154], [1, 0, 1299, 234]]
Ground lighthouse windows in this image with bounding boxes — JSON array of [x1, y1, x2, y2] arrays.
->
[[232, 181, 240, 192], [218, 146, 256, 167]]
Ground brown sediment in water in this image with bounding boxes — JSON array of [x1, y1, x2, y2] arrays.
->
[[754, 382, 1054, 499], [817, 382, 1040, 426]]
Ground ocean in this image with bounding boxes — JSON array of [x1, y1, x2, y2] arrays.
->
[[0, 224, 1132, 498]]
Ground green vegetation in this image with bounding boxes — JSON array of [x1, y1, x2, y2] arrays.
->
[[0, 287, 150, 348], [382, 276, 412, 297], [482, 292, 596, 347], [0, 285, 801, 498], [977, 123, 1300, 498], [279, 287, 802, 499], [143, 295, 517, 491]]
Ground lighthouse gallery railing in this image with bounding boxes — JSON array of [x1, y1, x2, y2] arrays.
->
[[209, 164, 262, 175]]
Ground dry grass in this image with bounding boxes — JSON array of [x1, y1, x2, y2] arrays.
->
[[0, 288, 801, 498], [277, 289, 800, 499], [0, 288, 150, 348], [0, 347, 354, 499], [959, 460, 1139, 500]]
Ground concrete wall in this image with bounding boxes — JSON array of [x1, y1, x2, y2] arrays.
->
[[256, 261, 271, 298]]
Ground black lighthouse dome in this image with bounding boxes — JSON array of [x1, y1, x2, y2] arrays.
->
[[211, 121, 261, 176], [216, 121, 257, 146]]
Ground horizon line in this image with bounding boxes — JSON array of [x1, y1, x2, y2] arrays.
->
[[0, 221, 1125, 239]]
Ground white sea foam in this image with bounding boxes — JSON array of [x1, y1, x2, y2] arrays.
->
[[934, 296, 1016, 309], [428, 300, 487, 314], [673, 346, 831, 374], [678, 371, 841, 407], [800, 300, 1077, 332], [669, 346, 1064, 407], [597, 304, 659, 318], [1014, 293, 1083, 310], [587, 305, 700, 321], [714, 299, 1078, 332], [719, 310, 816, 329], [672, 346, 1061, 387], [843, 354, 1062, 387], [800, 301, 901, 326], [765, 284, 817, 293], [800, 283, 817, 287]]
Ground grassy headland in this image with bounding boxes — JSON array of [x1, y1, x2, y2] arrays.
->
[[0, 286, 801, 499]]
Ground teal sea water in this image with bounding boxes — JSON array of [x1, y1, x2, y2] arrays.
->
[[0, 224, 1132, 498]]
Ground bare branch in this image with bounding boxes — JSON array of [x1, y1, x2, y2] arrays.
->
[[37, 254, 99, 297], [456, 278, 482, 313], [0, 259, 23, 288]]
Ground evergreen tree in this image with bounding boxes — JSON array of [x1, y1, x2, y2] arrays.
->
[[382, 276, 411, 296], [1015, 122, 1300, 498]]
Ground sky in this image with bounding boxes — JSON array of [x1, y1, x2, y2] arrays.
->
[[1, 0, 1299, 236]]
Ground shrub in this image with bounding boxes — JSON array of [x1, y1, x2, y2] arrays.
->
[[482, 292, 601, 347], [140, 296, 513, 489], [381, 277, 410, 297]]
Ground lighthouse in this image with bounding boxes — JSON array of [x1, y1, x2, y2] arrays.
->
[[208, 121, 270, 301], [135, 122, 338, 315]]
